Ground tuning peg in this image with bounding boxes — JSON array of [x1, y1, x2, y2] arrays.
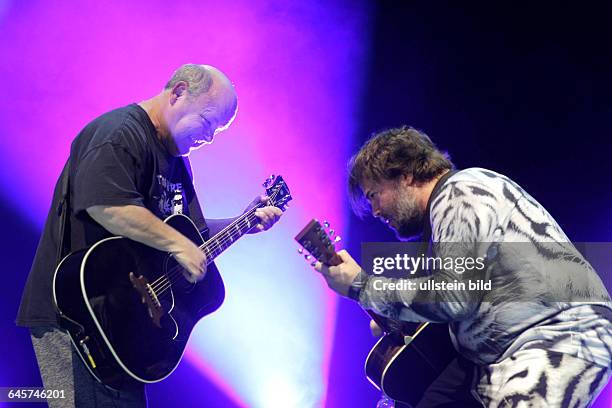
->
[[334, 236, 342, 243], [328, 229, 335, 236], [310, 261, 317, 267], [297, 248, 304, 254], [323, 221, 330, 228], [305, 255, 312, 260]]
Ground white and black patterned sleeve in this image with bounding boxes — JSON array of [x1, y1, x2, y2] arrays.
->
[[357, 175, 514, 323]]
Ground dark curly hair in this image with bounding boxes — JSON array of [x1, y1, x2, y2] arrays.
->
[[348, 126, 453, 217]]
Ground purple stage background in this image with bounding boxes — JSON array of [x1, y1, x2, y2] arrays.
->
[[1, 1, 611, 407], [0, 1, 372, 407]]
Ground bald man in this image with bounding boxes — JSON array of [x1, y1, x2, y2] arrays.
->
[[17, 64, 283, 407]]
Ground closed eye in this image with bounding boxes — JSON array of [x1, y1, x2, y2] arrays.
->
[[200, 115, 211, 126]]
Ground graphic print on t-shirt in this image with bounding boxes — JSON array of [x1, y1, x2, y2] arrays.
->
[[155, 174, 184, 217]]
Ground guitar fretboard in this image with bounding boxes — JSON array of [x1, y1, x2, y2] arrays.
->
[[201, 207, 262, 262]]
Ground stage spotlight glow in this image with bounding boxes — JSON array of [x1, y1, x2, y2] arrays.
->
[[0, 1, 369, 406]]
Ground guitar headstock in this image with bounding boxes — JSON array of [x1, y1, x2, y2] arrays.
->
[[294, 219, 342, 266], [263, 175, 292, 211], [295, 219, 409, 335]]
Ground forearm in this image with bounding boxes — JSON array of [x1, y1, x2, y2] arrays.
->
[[86, 205, 194, 253], [357, 272, 479, 323], [205, 218, 238, 237]]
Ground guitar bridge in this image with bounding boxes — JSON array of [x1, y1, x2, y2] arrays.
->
[[129, 272, 165, 328], [146, 284, 162, 308]]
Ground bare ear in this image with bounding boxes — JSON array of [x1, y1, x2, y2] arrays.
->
[[169, 81, 189, 105], [400, 173, 414, 186]]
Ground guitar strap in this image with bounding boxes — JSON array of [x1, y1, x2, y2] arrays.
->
[[180, 156, 209, 239], [55, 159, 72, 266], [54, 157, 85, 333]]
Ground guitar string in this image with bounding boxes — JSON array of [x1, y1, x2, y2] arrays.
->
[[150, 194, 283, 296], [150, 187, 283, 292], [149, 206, 259, 290], [147, 187, 285, 297], [149, 204, 263, 295], [150, 184, 284, 291], [149, 208, 261, 298], [150, 209, 261, 296]]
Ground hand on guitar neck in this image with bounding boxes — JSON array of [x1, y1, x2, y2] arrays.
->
[[243, 194, 284, 233], [295, 219, 405, 336], [314, 249, 362, 298]]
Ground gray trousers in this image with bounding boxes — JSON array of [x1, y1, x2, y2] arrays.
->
[[30, 327, 147, 408]]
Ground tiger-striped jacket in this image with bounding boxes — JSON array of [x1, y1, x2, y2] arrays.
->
[[359, 168, 612, 367]]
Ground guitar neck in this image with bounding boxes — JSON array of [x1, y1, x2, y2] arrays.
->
[[201, 205, 262, 263], [295, 219, 419, 336]]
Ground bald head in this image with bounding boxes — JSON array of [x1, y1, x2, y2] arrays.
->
[[200, 65, 238, 130], [139, 64, 237, 156], [167, 63, 237, 133], [165, 64, 236, 106]]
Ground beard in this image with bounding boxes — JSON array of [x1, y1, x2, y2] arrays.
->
[[388, 192, 426, 241]]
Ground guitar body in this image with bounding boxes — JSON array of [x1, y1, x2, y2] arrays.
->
[[365, 322, 456, 405], [53, 214, 226, 389]]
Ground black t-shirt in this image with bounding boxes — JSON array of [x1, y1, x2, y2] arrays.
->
[[16, 104, 207, 327]]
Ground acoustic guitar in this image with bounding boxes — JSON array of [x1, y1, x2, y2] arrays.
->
[[53, 175, 291, 389], [295, 219, 455, 406]]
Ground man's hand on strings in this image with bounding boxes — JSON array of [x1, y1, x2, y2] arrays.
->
[[173, 239, 207, 283]]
